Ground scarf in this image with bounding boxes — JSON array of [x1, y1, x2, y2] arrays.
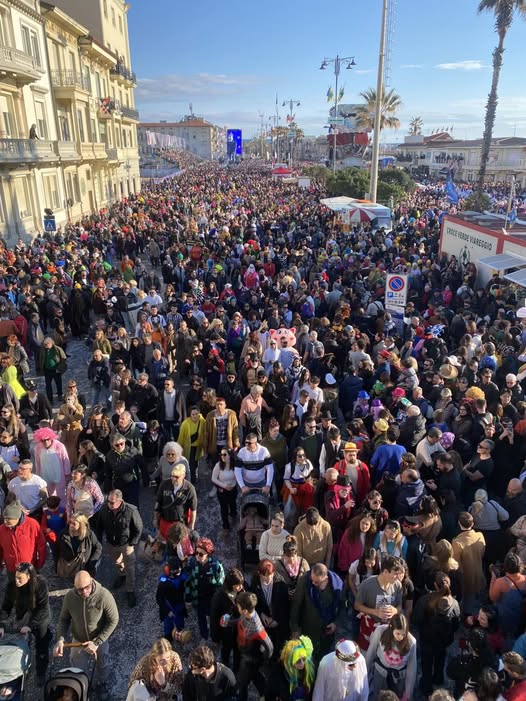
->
[[306, 570, 342, 624]]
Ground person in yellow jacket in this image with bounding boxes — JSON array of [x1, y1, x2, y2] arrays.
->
[[178, 406, 205, 483]]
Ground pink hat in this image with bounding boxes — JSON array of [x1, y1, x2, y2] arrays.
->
[[34, 427, 58, 442], [392, 388, 406, 398]]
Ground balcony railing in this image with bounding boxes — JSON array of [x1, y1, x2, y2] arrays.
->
[[51, 69, 91, 92], [0, 138, 57, 164], [106, 147, 119, 162], [110, 62, 136, 84], [56, 140, 79, 161], [120, 105, 139, 121], [0, 44, 43, 85]]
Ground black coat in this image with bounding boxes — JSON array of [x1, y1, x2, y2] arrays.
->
[[19, 393, 52, 428], [95, 501, 143, 547], [250, 574, 290, 650], [58, 530, 102, 577], [1, 574, 50, 637], [210, 587, 238, 647]]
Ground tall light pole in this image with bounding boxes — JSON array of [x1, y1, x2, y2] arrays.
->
[[320, 55, 356, 174], [369, 0, 389, 203], [282, 98, 300, 167]]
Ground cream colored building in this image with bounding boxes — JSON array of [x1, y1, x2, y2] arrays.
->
[[0, 0, 65, 239], [47, 0, 140, 204], [0, 0, 139, 240], [139, 118, 226, 160], [398, 133, 526, 187]]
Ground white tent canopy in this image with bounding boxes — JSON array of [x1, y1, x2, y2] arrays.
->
[[478, 253, 526, 270], [320, 196, 355, 211]]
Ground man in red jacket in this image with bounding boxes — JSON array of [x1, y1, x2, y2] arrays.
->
[[0, 500, 46, 593], [333, 443, 371, 505], [503, 651, 526, 701]]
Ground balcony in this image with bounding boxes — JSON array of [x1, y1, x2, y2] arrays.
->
[[98, 98, 116, 119], [50, 70, 90, 99], [0, 139, 58, 165], [79, 143, 108, 161], [0, 44, 44, 86], [119, 105, 139, 121], [56, 141, 80, 162], [109, 62, 136, 85]]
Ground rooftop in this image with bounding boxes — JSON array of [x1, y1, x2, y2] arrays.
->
[[140, 118, 215, 129]]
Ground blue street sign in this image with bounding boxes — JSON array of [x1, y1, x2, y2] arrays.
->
[[44, 218, 56, 232]]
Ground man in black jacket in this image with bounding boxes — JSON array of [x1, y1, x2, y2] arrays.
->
[[153, 464, 197, 535], [96, 489, 143, 608], [183, 644, 238, 701], [19, 380, 52, 429], [105, 433, 142, 506]]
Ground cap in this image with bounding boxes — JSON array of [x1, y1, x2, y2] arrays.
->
[[379, 349, 391, 359], [25, 380, 37, 391], [344, 442, 357, 451], [374, 418, 389, 432], [357, 390, 370, 399], [3, 500, 22, 521], [400, 398, 412, 408], [392, 387, 406, 398]]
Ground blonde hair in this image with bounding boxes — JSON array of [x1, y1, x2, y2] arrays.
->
[[146, 637, 172, 672], [69, 513, 89, 539], [433, 539, 459, 571]]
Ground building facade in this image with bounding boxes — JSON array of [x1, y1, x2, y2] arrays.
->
[[139, 118, 226, 161], [398, 133, 526, 186], [0, 0, 139, 240]]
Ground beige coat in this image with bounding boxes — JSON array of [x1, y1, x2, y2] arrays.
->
[[293, 516, 333, 567], [452, 528, 486, 596], [203, 409, 239, 455]]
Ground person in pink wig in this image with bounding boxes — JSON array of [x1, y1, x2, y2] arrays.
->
[[33, 427, 71, 502]]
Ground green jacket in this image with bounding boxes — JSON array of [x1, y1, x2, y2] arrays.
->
[[57, 580, 119, 646]]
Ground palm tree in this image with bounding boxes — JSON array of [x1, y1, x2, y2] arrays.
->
[[408, 116, 424, 135], [475, 0, 526, 205], [355, 87, 402, 132]]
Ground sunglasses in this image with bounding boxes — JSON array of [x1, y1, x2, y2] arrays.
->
[[195, 551, 207, 558]]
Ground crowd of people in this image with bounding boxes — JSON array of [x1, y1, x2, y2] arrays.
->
[[0, 160, 526, 701]]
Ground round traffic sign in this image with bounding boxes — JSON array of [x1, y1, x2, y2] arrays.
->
[[388, 276, 405, 292]]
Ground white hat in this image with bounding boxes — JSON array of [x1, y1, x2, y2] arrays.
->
[[335, 639, 360, 663], [325, 373, 336, 385], [447, 355, 462, 368]]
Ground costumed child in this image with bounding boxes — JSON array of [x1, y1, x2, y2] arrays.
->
[[41, 495, 67, 566], [155, 556, 192, 644], [266, 635, 316, 701]]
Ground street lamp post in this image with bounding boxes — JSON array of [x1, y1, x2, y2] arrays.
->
[[369, 0, 389, 204], [320, 55, 356, 174], [282, 98, 300, 167]]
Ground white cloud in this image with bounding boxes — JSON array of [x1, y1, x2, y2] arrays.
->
[[435, 60, 486, 71], [136, 72, 260, 102], [354, 68, 375, 75], [400, 64, 424, 69]]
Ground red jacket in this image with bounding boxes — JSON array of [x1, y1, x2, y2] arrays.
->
[[333, 459, 371, 505], [505, 680, 526, 701], [0, 516, 46, 572]]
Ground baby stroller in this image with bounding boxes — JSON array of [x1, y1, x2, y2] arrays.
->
[[44, 667, 90, 701], [0, 636, 31, 700], [238, 490, 269, 567]]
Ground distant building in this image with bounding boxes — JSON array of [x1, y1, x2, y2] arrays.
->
[[398, 133, 526, 186], [139, 118, 226, 160]]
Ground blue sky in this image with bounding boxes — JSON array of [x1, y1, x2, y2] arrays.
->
[[128, 0, 526, 142]]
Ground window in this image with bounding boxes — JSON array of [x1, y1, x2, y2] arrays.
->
[[91, 119, 97, 143], [34, 100, 48, 140], [95, 72, 101, 98], [83, 66, 91, 92], [103, 0, 108, 18], [118, 15, 122, 34], [43, 175, 60, 210], [57, 112, 70, 141], [0, 95, 14, 138], [21, 25, 41, 66], [73, 174, 80, 202], [14, 179, 31, 219], [77, 109, 84, 141], [111, 8, 115, 27], [123, 129, 127, 147]]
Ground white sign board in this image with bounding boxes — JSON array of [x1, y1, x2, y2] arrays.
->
[[385, 273, 408, 311], [298, 177, 311, 189], [440, 219, 498, 267]]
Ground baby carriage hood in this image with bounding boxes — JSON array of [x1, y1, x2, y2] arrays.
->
[[239, 491, 269, 520], [44, 668, 89, 701], [0, 637, 31, 685]]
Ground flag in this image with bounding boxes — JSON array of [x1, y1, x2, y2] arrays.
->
[[445, 175, 459, 205], [100, 97, 113, 114], [338, 87, 345, 102], [506, 176, 516, 228], [326, 86, 334, 102], [509, 208, 517, 224]]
